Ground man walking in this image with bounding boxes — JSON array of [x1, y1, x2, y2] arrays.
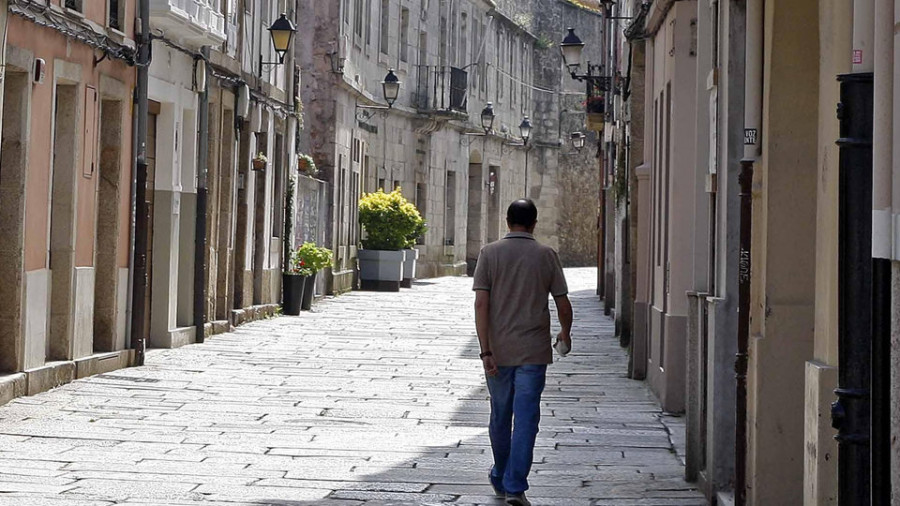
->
[[472, 199, 574, 506]]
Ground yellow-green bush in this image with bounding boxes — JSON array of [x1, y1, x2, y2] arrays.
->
[[358, 188, 425, 251]]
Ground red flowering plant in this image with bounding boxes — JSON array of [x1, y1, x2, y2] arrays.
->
[[583, 95, 605, 114], [287, 242, 333, 277]]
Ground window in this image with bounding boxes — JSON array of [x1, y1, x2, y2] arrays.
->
[[65, 0, 82, 12], [494, 28, 502, 102], [459, 12, 468, 67], [366, 0, 373, 46], [108, 0, 122, 29], [400, 8, 409, 62], [439, 16, 448, 65], [479, 22, 487, 94], [380, 0, 390, 55], [354, 0, 364, 38]]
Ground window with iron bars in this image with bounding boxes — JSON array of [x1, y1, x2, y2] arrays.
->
[[109, 0, 121, 30]]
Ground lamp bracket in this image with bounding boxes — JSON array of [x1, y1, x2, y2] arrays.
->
[[569, 63, 613, 90], [355, 102, 390, 124]]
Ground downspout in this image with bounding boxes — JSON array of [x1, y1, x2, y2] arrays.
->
[[870, 0, 893, 502], [194, 47, 210, 344], [892, 3, 900, 498], [735, 0, 763, 503], [130, 0, 152, 366]]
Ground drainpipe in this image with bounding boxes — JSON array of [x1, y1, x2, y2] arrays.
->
[[194, 47, 210, 344], [130, 0, 152, 366], [735, 0, 763, 504], [870, 0, 893, 502], [893, 3, 900, 499]]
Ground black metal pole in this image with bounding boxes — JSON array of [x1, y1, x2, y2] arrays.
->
[[832, 72, 874, 506], [194, 47, 210, 344], [129, 0, 151, 366], [734, 160, 753, 506], [871, 256, 890, 504], [524, 148, 528, 198]]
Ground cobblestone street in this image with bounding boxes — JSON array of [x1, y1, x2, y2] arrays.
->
[[0, 268, 705, 505]]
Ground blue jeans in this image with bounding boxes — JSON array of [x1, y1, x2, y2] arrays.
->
[[486, 364, 547, 495]]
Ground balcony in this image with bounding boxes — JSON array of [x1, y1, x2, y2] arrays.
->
[[415, 66, 468, 118], [150, 0, 226, 48]]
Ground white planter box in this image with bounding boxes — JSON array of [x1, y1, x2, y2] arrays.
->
[[358, 249, 406, 291]]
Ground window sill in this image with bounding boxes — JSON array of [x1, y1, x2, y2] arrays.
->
[[107, 26, 127, 41]]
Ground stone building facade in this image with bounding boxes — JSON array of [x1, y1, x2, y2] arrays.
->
[[606, 0, 900, 504], [145, 0, 298, 347], [0, 0, 136, 403], [0, 0, 300, 407], [299, 0, 604, 294]]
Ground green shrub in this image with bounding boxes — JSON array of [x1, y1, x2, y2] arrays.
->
[[358, 188, 425, 251], [287, 242, 333, 277]]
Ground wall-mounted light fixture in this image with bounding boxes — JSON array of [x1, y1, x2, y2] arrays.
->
[[571, 132, 586, 150], [258, 13, 297, 76], [519, 116, 533, 145], [481, 102, 495, 133], [356, 69, 403, 124]]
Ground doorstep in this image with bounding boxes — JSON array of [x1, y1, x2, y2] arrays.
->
[[717, 491, 735, 506], [0, 373, 26, 407], [74, 351, 131, 379], [25, 361, 75, 397]]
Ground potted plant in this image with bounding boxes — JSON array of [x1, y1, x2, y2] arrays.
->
[[292, 242, 333, 310], [298, 153, 318, 177], [401, 219, 427, 288], [282, 251, 307, 316], [252, 152, 268, 171], [358, 188, 423, 291]]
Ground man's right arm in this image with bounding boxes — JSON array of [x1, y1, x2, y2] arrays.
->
[[475, 290, 498, 376]]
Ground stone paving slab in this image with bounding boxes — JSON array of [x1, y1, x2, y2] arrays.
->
[[0, 268, 705, 505]]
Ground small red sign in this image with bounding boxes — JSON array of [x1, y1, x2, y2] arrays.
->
[[853, 49, 863, 65]]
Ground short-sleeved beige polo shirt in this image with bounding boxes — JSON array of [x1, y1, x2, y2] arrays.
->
[[472, 232, 569, 366]]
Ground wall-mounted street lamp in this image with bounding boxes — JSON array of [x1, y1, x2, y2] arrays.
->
[[328, 43, 346, 74], [382, 69, 400, 107], [481, 102, 495, 133], [571, 132, 586, 150], [259, 13, 297, 75], [356, 69, 403, 124], [560, 28, 611, 89], [519, 116, 533, 145]]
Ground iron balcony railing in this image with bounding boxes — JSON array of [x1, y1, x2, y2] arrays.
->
[[415, 65, 468, 114]]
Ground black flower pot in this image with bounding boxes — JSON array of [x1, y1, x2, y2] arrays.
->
[[282, 274, 305, 315], [301, 274, 316, 310]]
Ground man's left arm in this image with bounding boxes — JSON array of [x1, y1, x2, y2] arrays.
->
[[554, 294, 573, 350]]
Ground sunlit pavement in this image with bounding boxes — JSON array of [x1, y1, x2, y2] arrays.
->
[[0, 268, 705, 505]]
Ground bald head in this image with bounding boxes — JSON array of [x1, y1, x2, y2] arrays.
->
[[506, 199, 538, 231]]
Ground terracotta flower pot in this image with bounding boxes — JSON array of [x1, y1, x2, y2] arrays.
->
[[252, 159, 267, 171]]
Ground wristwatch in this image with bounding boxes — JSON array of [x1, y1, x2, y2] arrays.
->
[[479, 351, 493, 359]]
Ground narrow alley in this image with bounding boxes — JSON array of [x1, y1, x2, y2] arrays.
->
[[0, 268, 704, 505]]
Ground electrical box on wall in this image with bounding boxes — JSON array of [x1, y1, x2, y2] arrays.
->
[[33, 58, 45, 84]]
